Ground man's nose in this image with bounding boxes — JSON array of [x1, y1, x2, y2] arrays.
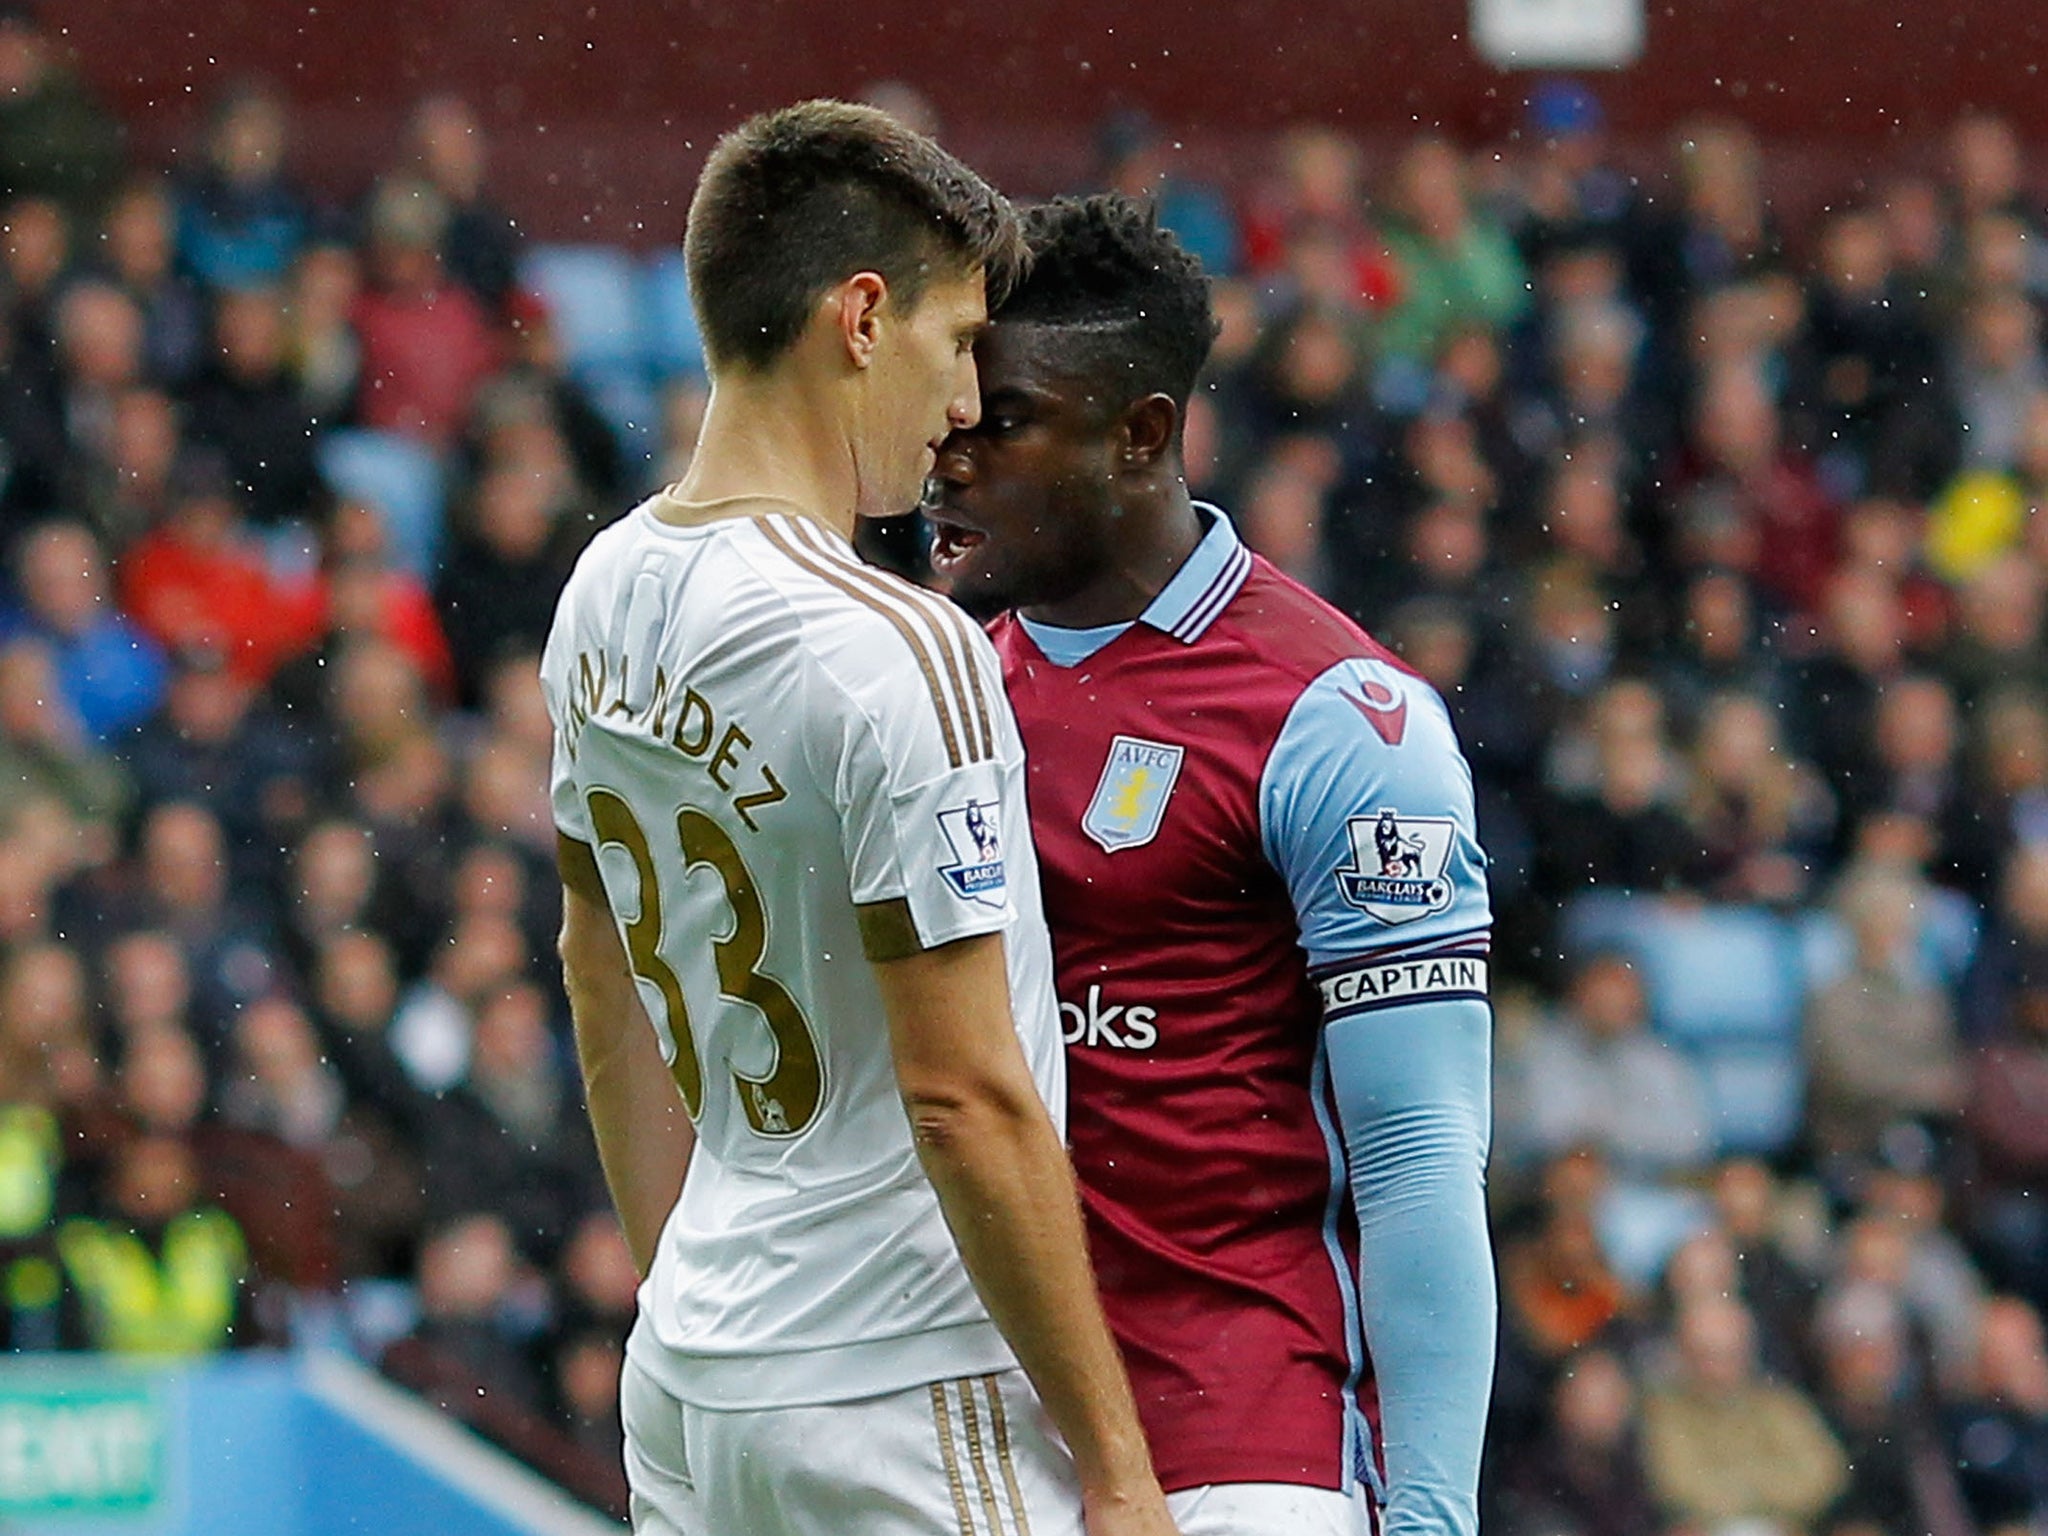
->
[[932, 433, 976, 485]]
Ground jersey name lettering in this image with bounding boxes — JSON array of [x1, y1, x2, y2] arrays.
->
[[570, 648, 788, 830]]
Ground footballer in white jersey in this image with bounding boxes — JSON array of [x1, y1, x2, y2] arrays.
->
[[543, 491, 1067, 1414]]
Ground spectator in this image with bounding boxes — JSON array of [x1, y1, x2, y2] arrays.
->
[[125, 649, 324, 876], [1674, 363, 1842, 618], [1640, 1295, 1848, 1535], [1498, 951, 1713, 1179], [286, 235, 361, 421], [1712, 1159, 1825, 1381], [0, 635, 128, 845], [1812, 1281, 1961, 1536], [95, 177, 205, 389], [405, 94, 522, 316], [351, 175, 499, 448], [174, 80, 308, 291], [99, 928, 197, 1047], [475, 305, 625, 507], [1964, 971, 2048, 1309], [67, 382, 179, 550], [1792, 205, 1956, 502], [1499, 1151, 1636, 1373], [1376, 136, 1529, 372], [388, 910, 525, 1094], [1804, 868, 1964, 1178], [420, 978, 599, 1259], [1942, 1295, 2048, 1532], [55, 1133, 251, 1355], [434, 458, 585, 705], [116, 800, 280, 1037], [51, 279, 144, 469], [380, 1212, 548, 1422], [1951, 288, 2046, 473], [1537, 679, 1707, 899], [116, 448, 320, 684], [2, 520, 165, 738], [1493, 1347, 1659, 1536], [1094, 109, 1240, 277], [181, 283, 324, 530], [0, 2, 123, 226], [1684, 688, 1834, 903]]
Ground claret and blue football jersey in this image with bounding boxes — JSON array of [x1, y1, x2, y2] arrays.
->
[[991, 505, 1495, 1521]]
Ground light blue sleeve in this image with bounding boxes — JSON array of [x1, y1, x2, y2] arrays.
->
[[1262, 659, 1496, 1536]]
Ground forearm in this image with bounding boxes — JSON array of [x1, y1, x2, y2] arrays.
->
[[555, 852, 694, 1278], [911, 1092, 1154, 1503], [566, 960, 693, 1276], [1329, 997, 1496, 1536]]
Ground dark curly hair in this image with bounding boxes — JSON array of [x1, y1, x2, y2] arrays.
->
[[993, 193, 1218, 415], [685, 100, 1026, 373]]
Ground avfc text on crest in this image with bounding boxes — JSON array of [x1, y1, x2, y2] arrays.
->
[[1083, 735, 1186, 853]]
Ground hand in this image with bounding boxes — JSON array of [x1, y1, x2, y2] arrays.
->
[[1083, 1484, 1181, 1536]]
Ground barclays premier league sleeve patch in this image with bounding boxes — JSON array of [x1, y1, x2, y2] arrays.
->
[[1335, 809, 1458, 923], [935, 798, 1007, 908]]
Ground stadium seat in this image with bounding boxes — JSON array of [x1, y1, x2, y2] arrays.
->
[[1561, 894, 1806, 1045], [574, 363, 662, 492], [316, 428, 449, 581], [520, 244, 646, 377], [1597, 1181, 1714, 1289], [642, 249, 706, 381], [1696, 1043, 1808, 1157], [1798, 887, 1982, 994]]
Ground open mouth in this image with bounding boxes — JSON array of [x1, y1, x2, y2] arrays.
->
[[927, 515, 987, 573]]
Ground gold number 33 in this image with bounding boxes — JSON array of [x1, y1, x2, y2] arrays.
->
[[586, 788, 824, 1137]]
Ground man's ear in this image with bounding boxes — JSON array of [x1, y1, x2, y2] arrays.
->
[[1119, 394, 1180, 470], [833, 271, 889, 368]]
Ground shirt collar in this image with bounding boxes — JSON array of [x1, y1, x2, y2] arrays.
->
[[1139, 502, 1252, 643]]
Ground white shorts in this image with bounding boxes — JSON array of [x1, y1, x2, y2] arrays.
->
[[621, 1356, 1084, 1535], [1166, 1481, 1371, 1536]]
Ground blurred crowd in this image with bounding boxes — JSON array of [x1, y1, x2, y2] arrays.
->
[[0, 12, 2045, 1531]]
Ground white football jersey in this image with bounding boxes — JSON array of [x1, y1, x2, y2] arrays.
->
[[541, 491, 1064, 1411]]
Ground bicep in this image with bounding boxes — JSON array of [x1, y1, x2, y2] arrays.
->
[[1261, 662, 1491, 1000], [872, 932, 1035, 1113], [556, 834, 628, 982]]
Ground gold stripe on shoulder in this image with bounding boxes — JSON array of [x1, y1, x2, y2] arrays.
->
[[930, 1383, 976, 1536], [758, 516, 966, 769], [783, 516, 993, 763], [981, 1374, 1034, 1536], [923, 586, 998, 763], [956, 1379, 1008, 1536]]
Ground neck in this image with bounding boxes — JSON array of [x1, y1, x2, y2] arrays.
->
[[1020, 481, 1205, 629], [675, 370, 859, 540]]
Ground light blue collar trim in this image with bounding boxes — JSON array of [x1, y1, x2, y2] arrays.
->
[[1014, 503, 1251, 669], [1141, 502, 1252, 642], [1016, 614, 1131, 668]]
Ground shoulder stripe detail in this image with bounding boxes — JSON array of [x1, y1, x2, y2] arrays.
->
[[781, 515, 997, 763], [757, 516, 976, 768], [1173, 540, 1253, 641]]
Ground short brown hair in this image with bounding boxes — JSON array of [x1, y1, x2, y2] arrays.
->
[[684, 100, 1025, 373]]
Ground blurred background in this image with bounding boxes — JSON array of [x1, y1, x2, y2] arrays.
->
[[6, 0, 2048, 1531]]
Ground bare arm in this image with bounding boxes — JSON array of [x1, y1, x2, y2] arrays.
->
[[557, 833, 694, 1276], [874, 930, 1173, 1535]]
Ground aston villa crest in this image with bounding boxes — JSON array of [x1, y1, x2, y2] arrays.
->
[[1083, 735, 1185, 853]]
